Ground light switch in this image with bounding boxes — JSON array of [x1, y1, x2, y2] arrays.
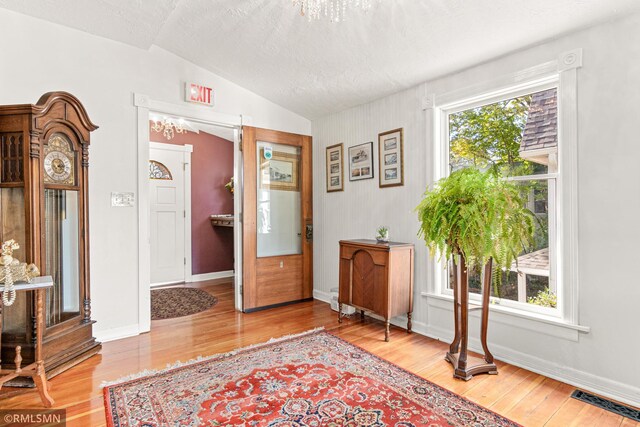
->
[[111, 192, 135, 207]]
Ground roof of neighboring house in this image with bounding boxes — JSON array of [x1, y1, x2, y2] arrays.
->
[[520, 88, 558, 152], [511, 248, 549, 276]]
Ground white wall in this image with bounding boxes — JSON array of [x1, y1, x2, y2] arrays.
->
[[0, 9, 311, 341], [312, 13, 640, 406]]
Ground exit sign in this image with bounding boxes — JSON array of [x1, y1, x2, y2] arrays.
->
[[185, 82, 214, 107]]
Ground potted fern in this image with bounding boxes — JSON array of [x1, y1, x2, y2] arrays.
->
[[416, 167, 534, 380]]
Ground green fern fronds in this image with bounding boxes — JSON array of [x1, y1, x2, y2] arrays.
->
[[416, 168, 534, 276]]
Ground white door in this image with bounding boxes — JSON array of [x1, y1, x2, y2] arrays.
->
[[149, 143, 192, 285]]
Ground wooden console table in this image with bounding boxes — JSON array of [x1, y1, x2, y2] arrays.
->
[[338, 240, 414, 342], [0, 276, 55, 407]]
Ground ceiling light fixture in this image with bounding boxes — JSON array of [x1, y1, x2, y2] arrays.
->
[[292, 0, 375, 22], [151, 117, 186, 140]]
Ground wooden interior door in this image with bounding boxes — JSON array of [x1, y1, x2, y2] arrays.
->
[[242, 126, 312, 312]]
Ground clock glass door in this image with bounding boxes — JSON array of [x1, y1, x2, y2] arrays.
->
[[0, 131, 28, 333], [0, 188, 27, 333], [44, 189, 80, 326], [43, 132, 81, 327]]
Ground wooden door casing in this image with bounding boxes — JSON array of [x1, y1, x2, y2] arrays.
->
[[242, 126, 312, 311]]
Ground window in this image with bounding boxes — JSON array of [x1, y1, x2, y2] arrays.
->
[[149, 160, 172, 180], [439, 84, 561, 317], [428, 50, 583, 330]]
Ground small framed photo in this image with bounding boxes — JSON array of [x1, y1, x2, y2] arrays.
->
[[378, 128, 404, 187], [259, 149, 300, 191], [348, 141, 374, 181], [326, 143, 343, 192]]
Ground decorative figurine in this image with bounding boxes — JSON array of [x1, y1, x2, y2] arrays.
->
[[0, 239, 40, 306], [225, 177, 235, 195]]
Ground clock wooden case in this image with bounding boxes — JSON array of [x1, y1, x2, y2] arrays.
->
[[0, 92, 101, 385]]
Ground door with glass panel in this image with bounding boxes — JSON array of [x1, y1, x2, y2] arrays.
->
[[242, 127, 312, 311]]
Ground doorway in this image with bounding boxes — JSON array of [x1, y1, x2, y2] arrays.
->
[[147, 116, 238, 304], [135, 95, 314, 332], [135, 94, 244, 333]]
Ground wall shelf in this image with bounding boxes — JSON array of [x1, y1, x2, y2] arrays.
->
[[210, 214, 234, 228]]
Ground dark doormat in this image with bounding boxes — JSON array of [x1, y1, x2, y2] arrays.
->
[[151, 287, 218, 320], [571, 390, 640, 422]]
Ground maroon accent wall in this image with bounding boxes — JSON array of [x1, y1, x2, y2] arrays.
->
[[150, 123, 234, 275]]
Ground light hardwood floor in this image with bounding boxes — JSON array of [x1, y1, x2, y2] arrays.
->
[[1, 279, 637, 426]]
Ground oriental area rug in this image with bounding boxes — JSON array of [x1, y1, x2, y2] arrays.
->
[[150, 287, 218, 320], [103, 329, 519, 426]]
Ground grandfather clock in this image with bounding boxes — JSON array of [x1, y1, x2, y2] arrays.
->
[[0, 92, 101, 385]]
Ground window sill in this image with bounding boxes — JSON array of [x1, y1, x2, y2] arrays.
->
[[421, 292, 590, 342]]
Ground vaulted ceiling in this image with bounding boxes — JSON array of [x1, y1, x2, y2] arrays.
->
[[1, 0, 638, 119]]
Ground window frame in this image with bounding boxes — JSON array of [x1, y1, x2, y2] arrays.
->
[[426, 50, 583, 327]]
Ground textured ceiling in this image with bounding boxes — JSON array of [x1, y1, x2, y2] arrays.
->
[[0, 0, 180, 49], [2, 0, 639, 118]]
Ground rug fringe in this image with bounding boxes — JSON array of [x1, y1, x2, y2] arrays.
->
[[100, 326, 325, 388]]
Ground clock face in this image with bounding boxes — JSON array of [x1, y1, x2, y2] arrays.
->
[[44, 134, 75, 185], [44, 151, 72, 182]]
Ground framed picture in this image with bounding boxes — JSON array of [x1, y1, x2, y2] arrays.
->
[[259, 149, 300, 191], [378, 128, 404, 187], [326, 143, 343, 192], [348, 141, 374, 181]]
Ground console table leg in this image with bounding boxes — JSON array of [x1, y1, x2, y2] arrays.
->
[[360, 310, 365, 321], [384, 321, 390, 342], [407, 312, 412, 333], [338, 303, 342, 323], [34, 289, 54, 407], [33, 361, 53, 408], [0, 300, 3, 367]]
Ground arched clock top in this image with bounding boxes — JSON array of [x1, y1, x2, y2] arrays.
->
[[33, 92, 98, 143]]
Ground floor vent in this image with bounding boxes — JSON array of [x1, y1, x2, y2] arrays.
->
[[571, 390, 640, 422]]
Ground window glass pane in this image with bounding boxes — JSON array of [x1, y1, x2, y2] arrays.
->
[[149, 160, 173, 180], [449, 88, 558, 176], [256, 142, 302, 257], [444, 177, 556, 308], [515, 179, 555, 308]]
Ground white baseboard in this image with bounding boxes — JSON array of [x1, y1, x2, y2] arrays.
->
[[313, 289, 429, 336], [313, 289, 332, 303], [191, 270, 234, 283], [95, 324, 141, 343], [150, 280, 183, 288], [314, 287, 639, 407], [425, 324, 640, 408]]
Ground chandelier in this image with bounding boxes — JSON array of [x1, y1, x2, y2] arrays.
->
[[151, 117, 186, 140], [292, 0, 375, 22]]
